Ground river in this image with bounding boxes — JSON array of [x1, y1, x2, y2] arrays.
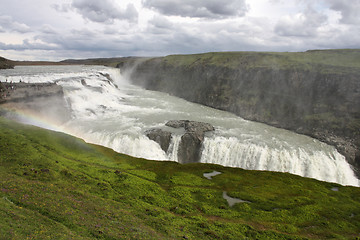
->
[[1, 65, 358, 186]]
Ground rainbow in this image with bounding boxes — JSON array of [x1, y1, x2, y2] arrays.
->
[[0, 105, 69, 134]]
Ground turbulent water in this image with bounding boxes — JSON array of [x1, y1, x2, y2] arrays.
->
[[1, 65, 359, 186]]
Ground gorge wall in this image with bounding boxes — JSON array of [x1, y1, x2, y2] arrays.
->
[[0, 82, 71, 125], [122, 50, 360, 176]]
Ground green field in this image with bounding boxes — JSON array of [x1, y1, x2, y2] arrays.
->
[[1, 116, 360, 239]]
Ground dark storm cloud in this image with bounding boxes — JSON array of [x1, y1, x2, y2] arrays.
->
[[142, 0, 248, 19], [327, 0, 360, 25], [274, 6, 327, 37], [0, 15, 31, 33], [71, 0, 138, 23]]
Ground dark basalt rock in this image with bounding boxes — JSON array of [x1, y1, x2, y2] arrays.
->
[[166, 120, 214, 135], [146, 120, 214, 164], [165, 120, 186, 128], [178, 132, 202, 164], [145, 128, 172, 152], [184, 121, 214, 136]]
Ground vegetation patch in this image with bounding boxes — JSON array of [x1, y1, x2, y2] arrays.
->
[[1, 116, 360, 239], [158, 49, 360, 73]]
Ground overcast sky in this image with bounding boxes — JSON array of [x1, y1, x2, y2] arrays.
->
[[0, 0, 359, 61]]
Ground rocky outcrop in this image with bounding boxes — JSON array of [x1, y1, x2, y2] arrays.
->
[[146, 120, 214, 163], [167, 120, 215, 163], [124, 50, 360, 176], [145, 128, 172, 152], [0, 82, 71, 125], [178, 132, 202, 164]]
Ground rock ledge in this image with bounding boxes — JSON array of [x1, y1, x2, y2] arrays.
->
[[146, 120, 215, 163]]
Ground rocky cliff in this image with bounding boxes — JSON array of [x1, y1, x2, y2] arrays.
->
[[0, 82, 71, 125], [123, 50, 360, 176]]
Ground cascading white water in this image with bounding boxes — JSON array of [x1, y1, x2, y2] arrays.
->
[[1, 65, 359, 186], [167, 135, 182, 162], [200, 136, 356, 185]]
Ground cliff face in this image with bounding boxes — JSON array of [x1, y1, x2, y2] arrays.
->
[[0, 82, 71, 125], [124, 50, 360, 175]]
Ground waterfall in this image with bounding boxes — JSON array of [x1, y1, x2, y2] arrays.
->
[[1, 65, 359, 187], [200, 136, 359, 186], [167, 135, 182, 162]]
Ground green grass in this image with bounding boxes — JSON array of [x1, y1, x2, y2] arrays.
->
[[158, 49, 360, 74], [1, 116, 360, 239]]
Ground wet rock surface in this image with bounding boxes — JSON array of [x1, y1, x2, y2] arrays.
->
[[145, 128, 172, 152], [146, 120, 215, 163], [178, 132, 202, 164]]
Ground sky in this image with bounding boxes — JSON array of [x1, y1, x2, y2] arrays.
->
[[0, 0, 359, 61]]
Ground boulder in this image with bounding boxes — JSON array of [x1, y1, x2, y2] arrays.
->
[[145, 129, 172, 152], [166, 120, 214, 132], [165, 120, 186, 128], [178, 132, 202, 164], [183, 121, 214, 141], [169, 120, 215, 163], [146, 120, 214, 163]]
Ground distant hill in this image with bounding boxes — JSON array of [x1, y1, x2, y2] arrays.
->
[[1, 55, 142, 68], [12, 61, 70, 66], [0, 56, 14, 69], [60, 57, 144, 68]]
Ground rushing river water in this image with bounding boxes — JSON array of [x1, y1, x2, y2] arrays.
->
[[1, 65, 359, 186]]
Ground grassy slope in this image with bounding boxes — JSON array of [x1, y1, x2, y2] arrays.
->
[[1, 117, 360, 240], [160, 49, 360, 74]]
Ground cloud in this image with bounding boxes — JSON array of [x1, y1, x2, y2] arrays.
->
[[327, 0, 360, 25], [147, 15, 174, 35], [0, 39, 59, 51], [0, 15, 31, 33], [149, 15, 173, 29], [40, 24, 57, 34], [1, 0, 359, 62], [71, 0, 138, 23], [51, 3, 72, 13], [274, 6, 327, 37], [142, 0, 248, 19]]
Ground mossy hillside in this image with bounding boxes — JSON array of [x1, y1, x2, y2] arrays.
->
[[1, 117, 360, 239], [160, 49, 360, 73]]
